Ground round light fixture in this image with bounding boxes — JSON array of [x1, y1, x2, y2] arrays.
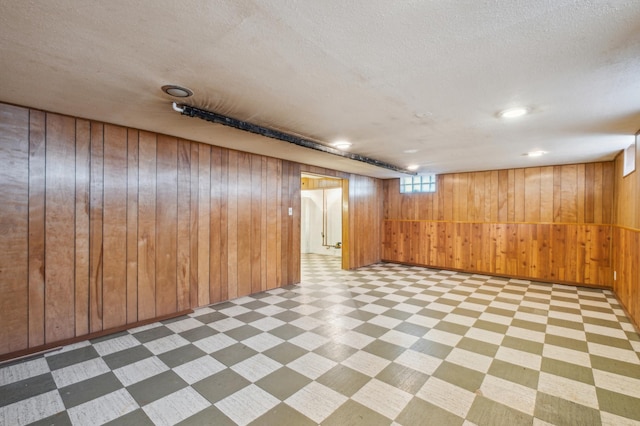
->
[[524, 150, 547, 157], [161, 85, 194, 98], [498, 107, 529, 119], [333, 140, 352, 150], [407, 164, 419, 171]]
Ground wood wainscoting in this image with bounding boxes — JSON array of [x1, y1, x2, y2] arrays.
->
[[382, 220, 612, 287], [612, 226, 640, 328], [383, 163, 615, 288]]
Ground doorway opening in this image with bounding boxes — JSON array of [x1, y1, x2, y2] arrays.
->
[[300, 173, 347, 270]]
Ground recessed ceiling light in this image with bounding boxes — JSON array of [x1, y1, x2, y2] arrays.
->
[[498, 107, 529, 119], [161, 85, 193, 98], [407, 164, 419, 171], [524, 150, 547, 157], [403, 149, 419, 154], [333, 140, 352, 150]]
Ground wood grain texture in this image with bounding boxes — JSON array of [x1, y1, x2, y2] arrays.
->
[[89, 122, 104, 332], [102, 125, 128, 329], [209, 147, 221, 304], [0, 104, 29, 354], [612, 145, 640, 329], [44, 113, 76, 342], [383, 162, 617, 288], [74, 119, 91, 336], [28, 109, 46, 347], [0, 102, 378, 358], [137, 131, 157, 321], [126, 129, 139, 323], [384, 163, 614, 224], [382, 220, 612, 287], [177, 140, 191, 312], [155, 135, 178, 317], [197, 144, 210, 307]]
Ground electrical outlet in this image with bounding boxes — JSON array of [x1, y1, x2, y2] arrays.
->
[[614, 271, 617, 281], [288, 207, 293, 216]]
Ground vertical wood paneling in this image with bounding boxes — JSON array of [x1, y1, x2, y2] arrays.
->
[[524, 167, 540, 222], [137, 131, 156, 321], [197, 145, 210, 307], [102, 125, 128, 329], [0, 104, 29, 353], [209, 147, 222, 304], [219, 150, 229, 300], [89, 123, 104, 332], [126, 130, 139, 323], [28, 109, 46, 347], [45, 113, 76, 343], [0, 103, 381, 358], [227, 151, 239, 299], [260, 158, 268, 291], [189, 144, 199, 309], [236, 152, 252, 297], [177, 140, 191, 311], [540, 166, 554, 223], [74, 119, 90, 336], [613, 146, 640, 329], [251, 155, 263, 294], [383, 161, 617, 288], [266, 158, 279, 289], [155, 135, 178, 317]]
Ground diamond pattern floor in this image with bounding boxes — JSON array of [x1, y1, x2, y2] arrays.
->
[[2, 254, 640, 425]]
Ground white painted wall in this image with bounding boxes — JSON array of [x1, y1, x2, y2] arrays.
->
[[301, 188, 342, 257]]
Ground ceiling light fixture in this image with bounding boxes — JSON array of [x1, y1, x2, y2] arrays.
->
[[407, 164, 419, 171], [161, 85, 193, 98], [524, 150, 547, 157], [498, 107, 529, 119], [333, 140, 352, 150]]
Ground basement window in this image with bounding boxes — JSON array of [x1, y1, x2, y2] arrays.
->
[[400, 174, 437, 193]]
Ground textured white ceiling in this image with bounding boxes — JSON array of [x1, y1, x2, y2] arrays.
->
[[1, 0, 639, 178]]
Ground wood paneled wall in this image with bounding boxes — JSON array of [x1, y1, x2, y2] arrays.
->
[[300, 165, 384, 270], [385, 164, 614, 223], [383, 163, 615, 287], [0, 103, 301, 357], [612, 142, 640, 329]]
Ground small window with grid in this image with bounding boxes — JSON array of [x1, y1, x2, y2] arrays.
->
[[399, 174, 437, 193]]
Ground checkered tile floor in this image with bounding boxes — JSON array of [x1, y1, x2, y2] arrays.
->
[[2, 254, 640, 425]]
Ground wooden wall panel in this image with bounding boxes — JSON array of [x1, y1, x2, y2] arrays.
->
[[155, 136, 178, 317], [28, 110, 46, 347], [236, 152, 252, 297], [177, 140, 191, 312], [384, 162, 615, 224], [137, 131, 157, 321], [0, 102, 376, 358], [383, 162, 616, 288], [89, 123, 104, 332], [74, 119, 90, 336], [0, 104, 29, 354], [126, 130, 139, 323], [209, 147, 222, 304], [197, 145, 211, 307], [612, 144, 640, 329], [382, 221, 611, 287], [45, 113, 76, 342], [103, 125, 128, 329]]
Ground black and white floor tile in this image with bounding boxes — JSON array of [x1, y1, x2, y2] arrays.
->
[[2, 254, 640, 425]]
